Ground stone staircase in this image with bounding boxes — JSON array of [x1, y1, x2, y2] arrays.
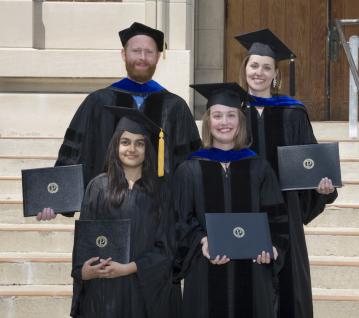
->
[[1, 93, 359, 317]]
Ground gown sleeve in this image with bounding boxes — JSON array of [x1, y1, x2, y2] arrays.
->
[[300, 189, 338, 225], [173, 161, 206, 281], [133, 181, 182, 318], [55, 94, 97, 168], [172, 98, 202, 169], [291, 108, 339, 224], [135, 218, 181, 317], [70, 177, 102, 317], [260, 161, 289, 269], [54, 93, 99, 218]]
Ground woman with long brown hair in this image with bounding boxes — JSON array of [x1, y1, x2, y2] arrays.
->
[[71, 108, 181, 318]]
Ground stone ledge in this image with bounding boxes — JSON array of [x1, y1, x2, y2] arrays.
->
[[0, 223, 74, 232], [0, 252, 71, 263], [0, 49, 192, 103], [304, 227, 359, 236], [0, 285, 72, 296], [1, 286, 358, 300], [310, 256, 359, 266], [313, 288, 359, 301]]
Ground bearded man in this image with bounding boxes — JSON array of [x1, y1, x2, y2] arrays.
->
[[38, 22, 200, 220]]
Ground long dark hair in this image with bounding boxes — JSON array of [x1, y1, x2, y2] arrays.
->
[[104, 129, 158, 207]]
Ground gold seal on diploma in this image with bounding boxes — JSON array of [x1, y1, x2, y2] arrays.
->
[[233, 226, 245, 239], [96, 236, 108, 248], [303, 158, 315, 170], [47, 182, 59, 194]]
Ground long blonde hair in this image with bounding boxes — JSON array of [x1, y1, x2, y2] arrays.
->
[[201, 107, 250, 149]]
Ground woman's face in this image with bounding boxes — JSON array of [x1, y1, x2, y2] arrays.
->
[[209, 105, 239, 149], [245, 55, 277, 97], [118, 131, 146, 169]]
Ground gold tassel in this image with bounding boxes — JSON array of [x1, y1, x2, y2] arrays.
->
[[158, 129, 165, 177]]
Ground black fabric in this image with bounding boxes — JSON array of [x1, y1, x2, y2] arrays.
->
[[190, 82, 253, 109], [71, 174, 181, 318], [200, 161, 225, 212], [231, 160, 253, 211], [119, 22, 164, 52], [106, 107, 161, 138], [174, 157, 288, 318], [64, 128, 83, 144], [235, 28, 296, 61], [56, 144, 80, 164], [55, 86, 201, 187], [246, 105, 338, 318]]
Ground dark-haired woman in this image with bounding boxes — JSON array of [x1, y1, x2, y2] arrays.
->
[[174, 83, 288, 318], [70, 110, 181, 318]]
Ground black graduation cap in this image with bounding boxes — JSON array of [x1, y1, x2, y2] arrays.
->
[[119, 22, 164, 52], [235, 29, 297, 96], [105, 106, 165, 177], [190, 82, 254, 109]]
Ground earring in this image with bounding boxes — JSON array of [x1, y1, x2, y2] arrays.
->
[[272, 78, 278, 88]]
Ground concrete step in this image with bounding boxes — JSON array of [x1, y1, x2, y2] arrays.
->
[[1, 223, 358, 256], [0, 177, 21, 198], [0, 93, 83, 137], [0, 138, 62, 157], [312, 121, 359, 141], [336, 183, 359, 204], [313, 288, 359, 318], [305, 227, 359, 257], [2, 202, 354, 226], [0, 286, 357, 318], [308, 206, 359, 228], [0, 157, 56, 177], [1, 253, 358, 288], [0, 202, 78, 224], [337, 141, 359, 159], [0, 224, 74, 253], [0, 156, 356, 187], [310, 256, 359, 289], [0, 291, 71, 318], [340, 160, 359, 181], [0, 253, 72, 285]]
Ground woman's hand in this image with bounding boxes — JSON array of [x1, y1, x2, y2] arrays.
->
[[316, 177, 335, 195], [81, 257, 111, 280], [98, 260, 138, 278], [36, 207, 56, 221], [200, 236, 230, 265], [253, 246, 278, 265], [81, 257, 137, 280]]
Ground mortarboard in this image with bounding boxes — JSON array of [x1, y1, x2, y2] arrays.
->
[[119, 22, 164, 52], [235, 28, 297, 96], [105, 106, 165, 177], [190, 82, 254, 109]]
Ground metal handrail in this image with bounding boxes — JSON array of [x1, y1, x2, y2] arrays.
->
[[335, 19, 359, 90]]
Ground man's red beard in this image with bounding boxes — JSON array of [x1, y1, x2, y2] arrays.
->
[[125, 60, 157, 83]]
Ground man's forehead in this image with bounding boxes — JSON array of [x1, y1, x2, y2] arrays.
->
[[125, 35, 158, 48]]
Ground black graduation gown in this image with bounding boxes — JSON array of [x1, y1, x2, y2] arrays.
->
[[246, 105, 338, 318], [56, 86, 201, 186], [70, 174, 181, 318], [174, 156, 288, 318]]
